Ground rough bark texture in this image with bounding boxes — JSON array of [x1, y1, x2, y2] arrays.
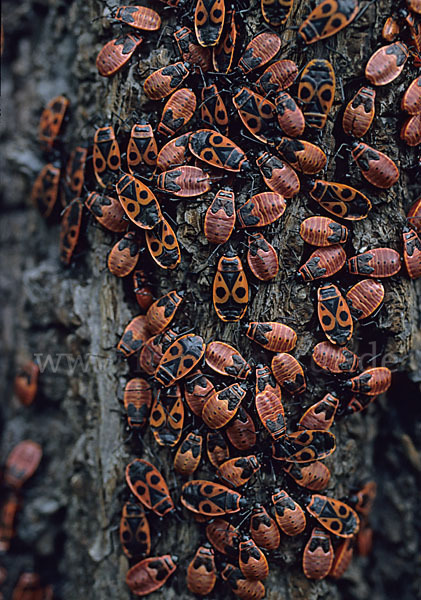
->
[[1, 1, 420, 599]]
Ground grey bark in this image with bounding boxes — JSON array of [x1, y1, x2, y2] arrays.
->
[[1, 0, 420, 599]]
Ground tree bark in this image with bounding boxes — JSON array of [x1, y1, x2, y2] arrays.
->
[[1, 0, 420, 599]]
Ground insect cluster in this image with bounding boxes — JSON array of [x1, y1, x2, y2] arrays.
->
[[0, 362, 60, 597], [0, 432, 52, 598], [12, 0, 421, 597]]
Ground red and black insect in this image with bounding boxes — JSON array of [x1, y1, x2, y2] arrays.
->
[[202, 382, 247, 428], [365, 41, 409, 86], [59, 199, 83, 266], [349, 481, 377, 516], [120, 499, 151, 559], [31, 162, 61, 218], [345, 279, 385, 320], [298, 394, 339, 431], [272, 430, 336, 463], [276, 137, 327, 174], [257, 59, 299, 96], [249, 504, 280, 551], [38, 95, 69, 150], [9, 573, 48, 600], [96, 33, 143, 77], [180, 480, 246, 516], [346, 394, 377, 414], [298, 59, 335, 129], [14, 361, 39, 406], [308, 179, 372, 220], [247, 232, 279, 281], [109, 234, 142, 282], [342, 87, 376, 138], [157, 88, 197, 137], [345, 366, 392, 395], [85, 192, 126, 232], [382, 15, 400, 41], [188, 129, 250, 172], [232, 86, 278, 144], [206, 518, 240, 555], [402, 226, 421, 279], [0, 490, 19, 552], [125, 459, 174, 516], [347, 248, 401, 277], [298, 244, 347, 281], [274, 92, 305, 138], [4, 440, 42, 490], [400, 113, 421, 146], [312, 341, 359, 374], [226, 407, 256, 451], [194, 0, 225, 47], [298, 0, 359, 44], [117, 315, 150, 357], [187, 545, 217, 595], [124, 377, 152, 430], [238, 537, 269, 580], [127, 122, 157, 177], [401, 76, 421, 114], [317, 283, 353, 346], [146, 289, 184, 335], [302, 527, 334, 580], [237, 192, 286, 229], [207, 431, 230, 467], [204, 188, 236, 244], [306, 494, 360, 538], [126, 555, 177, 596], [205, 341, 251, 379], [174, 431, 203, 476], [212, 8, 237, 73], [404, 4, 421, 52], [329, 538, 354, 579], [407, 197, 421, 234], [143, 61, 190, 100], [300, 216, 348, 246], [255, 384, 286, 440], [139, 329, 178, 375], [200, 83, 229, 133], [283, 461, 331, 492], [271, 489, 306, 536], [156, 133, 191, 171], [116, 173, 162, 229], [133, 270, 154, 311], [154, 333, 205, 387], [174, 26, 212, 72], [93, 126, 121, 188], [219, 455, 261, 488], [256, 364, 282, 395], [220, 564, 265, 600], [213, 248, 249, 322], [238, 32, 281, 73], [146, 217, 181, 270], [261, 0, 293, 26], [271, 352, 306, 394], [157, 165, 211, 197], [149, 384, 184, 446], [107, 232, 141, 277], [184, 370, 215, 417], [245, 321, 297, 353], [112, 5, 161, 31], [256, 151, 300, 198], [351, 141, 399, 188], [63, 145, 88, 205]]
